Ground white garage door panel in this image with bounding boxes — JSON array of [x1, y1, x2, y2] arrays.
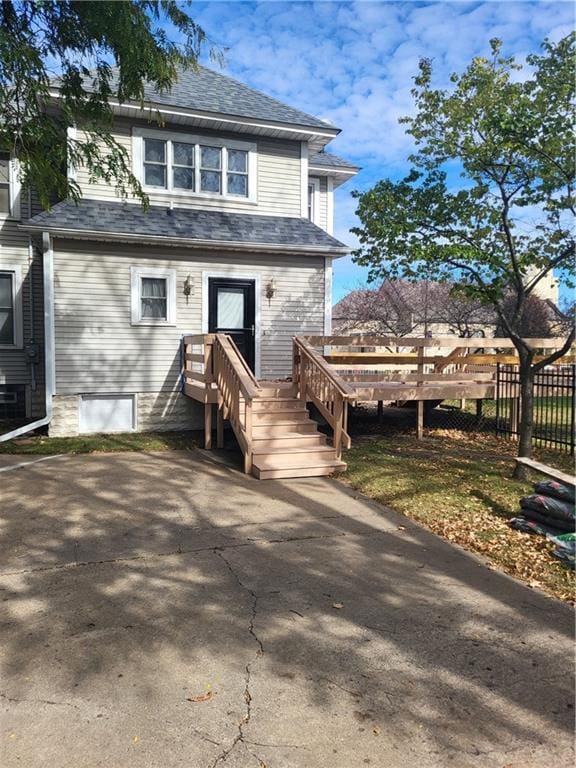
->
[[79, 395, 135, 434]]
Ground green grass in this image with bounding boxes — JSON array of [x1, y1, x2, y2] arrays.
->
[[342, 431, 575, 602], [0, 430, 201, 455]]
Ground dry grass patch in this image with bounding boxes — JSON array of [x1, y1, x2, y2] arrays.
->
[[342, 431, 574, 602]]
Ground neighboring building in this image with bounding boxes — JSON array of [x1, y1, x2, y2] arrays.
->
[[0, 67, 358, 437], [333, 278, 566, 341], [333, 280, 498, 339]]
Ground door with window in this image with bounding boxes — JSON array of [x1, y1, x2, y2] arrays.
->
[[208, 278, 256, 372]]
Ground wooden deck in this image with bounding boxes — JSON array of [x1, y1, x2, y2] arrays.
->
[[182, 334, 573, 479]]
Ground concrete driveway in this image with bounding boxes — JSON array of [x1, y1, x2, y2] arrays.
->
[[0, 449, 573, 768]]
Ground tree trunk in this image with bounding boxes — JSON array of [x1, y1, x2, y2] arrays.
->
[[513, 353, 535, 480]]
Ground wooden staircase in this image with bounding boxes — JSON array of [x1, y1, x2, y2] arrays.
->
[[182, 334, 352, 481], [250, 383, 346, 480]]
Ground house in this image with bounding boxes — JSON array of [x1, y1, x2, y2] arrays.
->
[[333, 278, 564, 340], [0, 66, 358, 460], [333, 280, 498, 339]]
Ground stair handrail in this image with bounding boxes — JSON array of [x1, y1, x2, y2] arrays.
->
[[212, 333, 261, 473], [293, 336, 355, 459]]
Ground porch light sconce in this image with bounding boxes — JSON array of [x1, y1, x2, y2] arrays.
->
[[183, 274, 193, 302], [265, 278, 276, 303]]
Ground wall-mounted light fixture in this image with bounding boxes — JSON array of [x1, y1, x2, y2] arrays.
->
[[183, 274, 193, 301], [265, 278, 276, 303]]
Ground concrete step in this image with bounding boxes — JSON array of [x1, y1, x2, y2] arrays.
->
[[252, 457, 347, 480], [252, 421, 319, 437]]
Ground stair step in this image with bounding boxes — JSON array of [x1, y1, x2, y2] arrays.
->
[[253, 409, 311, 424], [251, 445, 335, 461], [252, 457, 347, 480], [257, 383, 294, 397], [252, 422, 318, 437], [252, 398, 305, 412], [252, 434, 327, 449]]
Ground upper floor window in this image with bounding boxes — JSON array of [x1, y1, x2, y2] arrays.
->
[[0, 155, 10, 214], [308, 177, 320, 225], [134, 128, 256, 202]]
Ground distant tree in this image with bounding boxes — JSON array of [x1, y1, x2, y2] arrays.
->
[[334, 280, 496, 338], [0, 1, 217, 208], [496, 293, 555, 338], [352, 35, 575, 474]]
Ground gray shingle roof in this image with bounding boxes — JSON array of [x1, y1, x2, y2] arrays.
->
[[73, 66, 337, 132], [24, 199, 349, 253], [309, 152, 359, 171]]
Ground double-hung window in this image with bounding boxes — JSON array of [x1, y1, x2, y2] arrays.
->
[[0, 266, 23, 348], [135, 129, 255, 201], [0, 153, 20, 218], [130, 267, 176, 326], [0, 155, 10, 215]]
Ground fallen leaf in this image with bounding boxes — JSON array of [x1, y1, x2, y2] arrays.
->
[[132, 736, 139, 744], [187, 692, 215, 703], [372, 726, 381, 736], [332, 602, 344, 609], [397, 525, 407, 531]]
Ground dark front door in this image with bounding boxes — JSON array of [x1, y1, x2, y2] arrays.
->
[[208, 278, 256, 371]]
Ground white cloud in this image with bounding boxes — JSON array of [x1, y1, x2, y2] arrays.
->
[[191, 0, 573, 297]]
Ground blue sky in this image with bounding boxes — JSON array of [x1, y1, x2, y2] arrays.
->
[[190, 1, 574, 301]]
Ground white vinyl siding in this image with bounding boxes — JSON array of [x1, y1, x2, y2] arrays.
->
[[0, 211, 45, 417], [73, 118, 302, 216], [52, 238, 326, 393]]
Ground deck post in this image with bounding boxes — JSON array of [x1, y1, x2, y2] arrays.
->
[[475, 398, 483, 423], [334, 395, 343, 459], [416, 345, 425, 440], [377, 400, 383, 424], [204, 402, 212, 450], [216, 406, 224, 449], [417, 400, 424, 440], [299, 355, 306, 403], [244, 400, 253, 473]]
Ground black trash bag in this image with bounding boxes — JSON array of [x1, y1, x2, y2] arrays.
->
[[518, 507, 574, 533], [533, 480, 575, 503], [520, 494, 575, 525]]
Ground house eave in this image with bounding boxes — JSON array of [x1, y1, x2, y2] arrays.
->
[[21, 223, 350, 257], [47, 89, 340, 150]]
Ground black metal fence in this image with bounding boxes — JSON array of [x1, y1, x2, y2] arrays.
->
[[496, 364, 575, 454]]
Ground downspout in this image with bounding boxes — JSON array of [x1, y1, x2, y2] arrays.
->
[[0, 232, 54, 441]]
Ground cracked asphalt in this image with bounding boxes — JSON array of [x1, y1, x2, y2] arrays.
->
[[0, 449, 574, 768]]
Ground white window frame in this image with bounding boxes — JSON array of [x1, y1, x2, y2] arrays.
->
[[308, 177, 320, 225], [132, 127, 257, 204], [0, 265, 23, 349], [0, 154, 21, 220], [130, 266, 176, 326]]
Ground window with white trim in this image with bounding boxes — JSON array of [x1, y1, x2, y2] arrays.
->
[[130, 267, 176, 326], [134, 129, 256, 202], [308, 177, 320, 224], [0, 266, 23, 347], [0, 154, 10, 214]]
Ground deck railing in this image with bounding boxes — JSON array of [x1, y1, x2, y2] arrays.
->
[[213, 334, 261, 473], [293, 336, 355, 459]]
